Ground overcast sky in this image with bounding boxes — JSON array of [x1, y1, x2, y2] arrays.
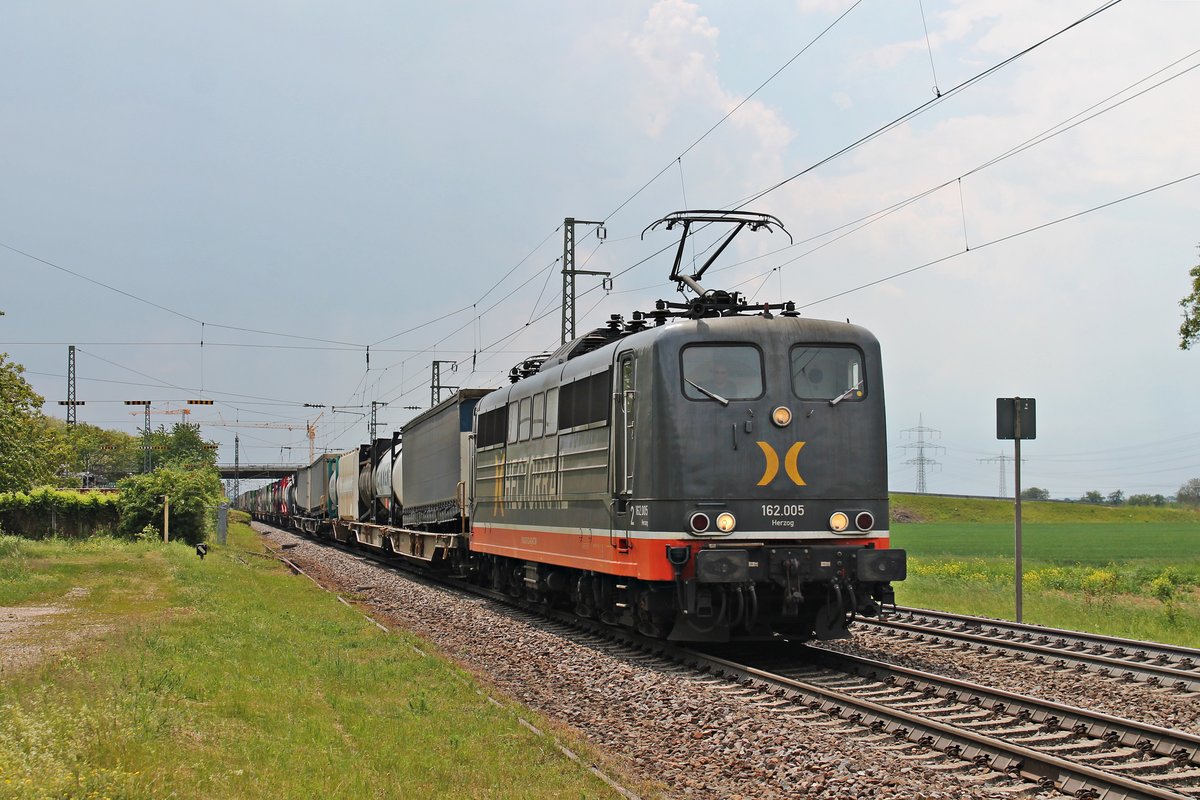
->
[[3, 0, 1198, 499]]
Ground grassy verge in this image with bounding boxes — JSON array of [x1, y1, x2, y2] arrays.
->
[[892, 521, 1200, 647], [896, 574, 1200, 645], [0, 525, 631, 799]]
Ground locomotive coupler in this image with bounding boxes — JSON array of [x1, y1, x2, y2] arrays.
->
[[878, 582, 898, 612]]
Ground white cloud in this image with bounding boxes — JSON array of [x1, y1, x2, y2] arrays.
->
[[624, 0, 794, 161]]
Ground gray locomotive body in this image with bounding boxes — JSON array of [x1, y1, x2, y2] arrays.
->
[[470, 311, 904, 641]]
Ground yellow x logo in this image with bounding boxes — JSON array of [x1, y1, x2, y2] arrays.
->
[[756, 441, 806, 486]]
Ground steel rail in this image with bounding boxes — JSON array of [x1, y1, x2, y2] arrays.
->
[[678, 646, 1197, 800], [859, 613, 1200, 692], [892, 606, 1200, 666], [798, 648, 1200, 768]]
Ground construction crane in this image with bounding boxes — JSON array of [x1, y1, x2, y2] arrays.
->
[[199, 412, 323, 462], [127, 404, 192, 419]]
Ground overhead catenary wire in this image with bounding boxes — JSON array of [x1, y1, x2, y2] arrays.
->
[[917, 0, 941, 97], [732, 0, 1126, 209], [797, 169, 1200, 310], [600, 0, 866, 225], [536, 1, 1139, 314], [370, 224, 563, 348], [712, 45, 1200, 293], [37, 360, 320, 413]]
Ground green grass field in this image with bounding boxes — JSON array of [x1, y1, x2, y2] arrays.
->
[[889, 494, 1200, 646], [0, 524, 633, 800]]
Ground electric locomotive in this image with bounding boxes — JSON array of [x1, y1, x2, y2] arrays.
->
[[241, 210, 905, 643], [469, 211, 904, 641]]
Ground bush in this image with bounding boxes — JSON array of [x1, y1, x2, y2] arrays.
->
[[116, 466, 221, 545], [1149, 567, 1184, 624], [0, 488, 120, 538], [1081, 568, 1119, 606]]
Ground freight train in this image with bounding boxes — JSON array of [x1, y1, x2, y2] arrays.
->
[[240, 211, 906, 642]]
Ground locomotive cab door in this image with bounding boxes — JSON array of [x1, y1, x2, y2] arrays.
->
[[611, 350, 636, 551]]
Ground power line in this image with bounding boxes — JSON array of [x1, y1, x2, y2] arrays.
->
[[370, 225, 563, 348], [733, 0, 1125, 209], [1, 341, 534, 354], [601, 0, 866, 224], [709, 45, 1200, 298], [797, 169, 1200, 310], [0, 240, 371, 348], [27, 367, 318, 413]]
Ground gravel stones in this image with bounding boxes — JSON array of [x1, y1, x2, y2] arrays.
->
[[256, 525, 1023, 799]]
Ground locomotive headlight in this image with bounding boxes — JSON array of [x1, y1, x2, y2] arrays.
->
[[689, 513, 711, 533], [855, 511, 875, 532], [829, 512, 850, 532], [715, 512, 737, 533], [771, 406, 793, 427]]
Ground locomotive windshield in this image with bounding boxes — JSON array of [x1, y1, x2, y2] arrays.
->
[[681, 345, 764, 401], [791, 345, 865, 401]]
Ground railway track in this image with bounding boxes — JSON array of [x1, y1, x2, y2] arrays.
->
[[524, 616, 1200, 798], [720, 642, 1200, 799], [859, 607, 1200, 694], [259, 524, 1200, 798]]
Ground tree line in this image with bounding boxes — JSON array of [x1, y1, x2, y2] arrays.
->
[[1020, 480, 1200, 507], [1, 340, 222, 543]]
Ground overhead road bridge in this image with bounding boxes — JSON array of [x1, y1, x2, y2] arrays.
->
[[216, 464, 295, 480]]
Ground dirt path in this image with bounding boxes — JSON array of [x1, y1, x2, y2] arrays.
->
[[0, 588, 97, 675]]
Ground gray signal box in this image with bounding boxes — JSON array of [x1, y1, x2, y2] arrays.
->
[[996, 397, 1036, 440]]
